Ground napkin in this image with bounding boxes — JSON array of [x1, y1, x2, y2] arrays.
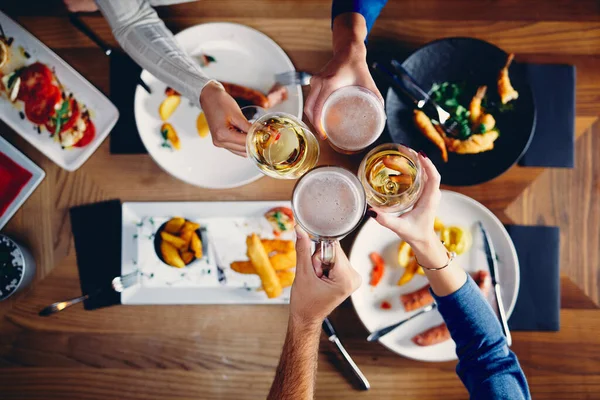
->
[[518, 64, 575, 168], [70, 200, 122, 309], [108, 52, 147, 154], [506, 225, 560, 331]]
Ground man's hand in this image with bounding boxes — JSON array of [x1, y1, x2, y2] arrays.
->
[[63, 0, 98, 12], [200, 82, 252, 157], [304, 13, 383, 138], [290, 225, 362, 326]]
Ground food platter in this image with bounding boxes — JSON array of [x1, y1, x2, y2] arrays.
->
[[134, 22, 303, 189], [350, 190, 519, 362], [386, 37, 536, 186], [121, 201, 296, 304]]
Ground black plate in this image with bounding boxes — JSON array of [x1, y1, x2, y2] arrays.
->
[[385, 37, 536, 186]]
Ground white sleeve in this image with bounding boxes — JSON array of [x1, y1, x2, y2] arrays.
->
[[95, 0, 214, 108]]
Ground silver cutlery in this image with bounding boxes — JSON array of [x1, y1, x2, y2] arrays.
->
[[371, 61, 460, 137], [208, 233, 227, 284], [322, 317, 370, 391], [366, 303, 437, 342], [69, 13, 152, 94], [478, 221, 512, 346], [275, 71, 312, 86], [39, 271, 139, 316]]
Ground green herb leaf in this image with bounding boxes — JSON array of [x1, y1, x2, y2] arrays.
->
[[53, 100, 71, 136]]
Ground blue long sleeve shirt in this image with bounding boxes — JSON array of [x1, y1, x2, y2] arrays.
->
[[432, 274, 531, 399], [331, 0, 388, 34]]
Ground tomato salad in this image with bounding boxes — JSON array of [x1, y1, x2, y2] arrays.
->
[[1, 62, 95, 148]]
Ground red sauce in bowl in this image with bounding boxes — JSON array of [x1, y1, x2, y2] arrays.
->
[[0, 152, 33, 217]]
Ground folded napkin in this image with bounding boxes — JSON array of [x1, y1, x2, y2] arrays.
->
[[518, 64, 575, 168], [506, 225, 560, 331], [109, 52, 147, 154], [70, 200, 122, 309]]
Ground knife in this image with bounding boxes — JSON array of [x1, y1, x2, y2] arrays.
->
[[69, 13, 152, 94], [478, 222, 512, 346], [322, 318, 370, 391]]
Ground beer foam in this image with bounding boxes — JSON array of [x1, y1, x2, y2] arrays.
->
[[323, 87, 385, 152], [293, 168, 364, 237]]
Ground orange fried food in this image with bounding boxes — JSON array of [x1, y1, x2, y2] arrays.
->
[[413, 110, 448, 162], [498, 53, 519, 104]]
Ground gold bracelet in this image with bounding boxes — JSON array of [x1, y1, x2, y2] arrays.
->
[[416, 249, 456, 271]]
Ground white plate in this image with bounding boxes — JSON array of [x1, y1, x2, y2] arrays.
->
[[134, 22, 303, 189], [0, 11, 119, 171], [0, 135, 45, 230], [121, 201, 295, 304], [350, 190, 519, 362]]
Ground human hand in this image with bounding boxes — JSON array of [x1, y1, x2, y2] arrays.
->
[[200, 82, 252, 157], [290, 225, 362, 326], [304, 42, 383, 139], [63, 0, 98, 12]]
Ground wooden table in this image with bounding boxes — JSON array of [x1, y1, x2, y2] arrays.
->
[[1, 1, 599, 398]]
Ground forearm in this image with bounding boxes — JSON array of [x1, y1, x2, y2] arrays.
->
[[331, 0, 388, 35], [267, 317, 321, 400], [95, 0, 213, 107]]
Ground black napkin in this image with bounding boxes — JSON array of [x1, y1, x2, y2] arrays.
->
[[518, 64, 575, 168], [109, 52, 147, 154], [505, 225, 560, 331], [70, 200, 122, 309]]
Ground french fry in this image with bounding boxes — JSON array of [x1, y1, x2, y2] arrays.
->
[[179, 229, 193, 251], [160, 231, 188, 251], [277, 270, 296, 288], [163, 217, 185, 234], [247, 234, 282, 298], [190, 232, 203, 258], [181, 251, 195, 265], [161, 241, 185, 268], [230, 250, 296, 274], [261, 239, 294, 254], [397, 258, 419, 286], [181, 221, 200, 232]]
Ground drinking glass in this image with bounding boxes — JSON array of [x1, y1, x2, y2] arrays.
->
[[358, 143, 423, 214], [319, 86, 386, 154], [245, 108, 320, 179], [291, 166, 366, 269]]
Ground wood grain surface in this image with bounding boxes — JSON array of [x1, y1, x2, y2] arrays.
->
[[1, 0, 599, 399]]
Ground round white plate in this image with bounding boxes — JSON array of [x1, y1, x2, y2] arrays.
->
[[350, 190, 519, 362], [134, 22, 303, 189]]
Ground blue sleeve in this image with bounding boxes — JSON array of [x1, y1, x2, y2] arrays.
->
[[331, 0, 388, 34], [432, 274, 531, 400]]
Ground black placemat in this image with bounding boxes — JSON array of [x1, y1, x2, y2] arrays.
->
[[109, 52, 147, 154], [506, 225, 560, 331], [70, 200, 122, 310], [519, 64, 575, 168]]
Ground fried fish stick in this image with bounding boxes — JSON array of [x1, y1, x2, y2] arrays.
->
[[230, 250, 297, 274], [498, 53, 519, 104], [261, 239, 294, 254], [444, 130, 499, 154], [413, 110, 448, 162], [246, 234, 282, 298], [276, 270, 296, 288]]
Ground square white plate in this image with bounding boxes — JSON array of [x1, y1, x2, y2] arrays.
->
[[0, 11, 119, 171], [121, 201, 294, 304], [0, 135, 45, 230]]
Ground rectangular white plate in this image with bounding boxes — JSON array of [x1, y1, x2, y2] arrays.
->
[[0, 135, 45, 230], [121, 201, 294, 304], [0, 11, 119, 171]]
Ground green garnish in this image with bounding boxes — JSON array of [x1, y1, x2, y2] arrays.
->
[[52, 100, 71, 136], [160, 129, 172, 149], [273, 211, 287, 231], [7, 68, 23, 89], [206, 55, 216, 62]]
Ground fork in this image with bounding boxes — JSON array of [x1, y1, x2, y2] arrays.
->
[[39, 271, 139, 316], [275, 71, 312, 86]]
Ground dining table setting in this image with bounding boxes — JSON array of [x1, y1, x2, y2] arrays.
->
[[0, 0, 599, 399]]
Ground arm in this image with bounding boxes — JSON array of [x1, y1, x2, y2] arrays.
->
[[331, 0, 388, 35], [267, 317, 321, 400], [95, 0, 212, 108], [373, 155, 531, 400], [267, 226, 361, 399]]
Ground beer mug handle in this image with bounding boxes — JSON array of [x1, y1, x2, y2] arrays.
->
[[319, 240, 336, 274]]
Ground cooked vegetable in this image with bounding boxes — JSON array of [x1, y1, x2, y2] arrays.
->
[[441, 226, 472, 255], [196, 112, 210, 137], [369, 252, 385, 286], [181, 251, 195, 265], [397, 241, 413, 268], [397, 257, 419, 286], [433, 217, 445, 232], [164, 217, 186, 234], [159, 95, 181, 121], [190, 232, 203, 259], [181, 221, 200, 232], [161, 123, 180, 150], [160, 241, 185, 268], [160, 231, 188, 251], [380, 301, 392, 310]]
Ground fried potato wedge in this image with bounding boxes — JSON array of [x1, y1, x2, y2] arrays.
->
[[181, 251, 195, 265], [261, 239, 294, 254], [163, 217, 185, 234], [397, 257, 419, 286], [190, 232, 203, 259], [160, 231, 188, 251], [159, 95, 181, 121], [161, 241, 185, 268], [181, 221, 200, 232], [247, 234, 282, 298]]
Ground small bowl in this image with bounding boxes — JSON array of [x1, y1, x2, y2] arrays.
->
[[0, 235, 36, 301], [153, 220, 204, 268]]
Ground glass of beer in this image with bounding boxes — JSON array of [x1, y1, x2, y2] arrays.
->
[[292, 166, 366, 268], [359, 143, 423, 214], [246, 109, 320, 179], [320, 86, 386, 154]]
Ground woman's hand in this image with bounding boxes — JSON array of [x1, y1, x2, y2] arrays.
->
[[200, 82, 252, 157]]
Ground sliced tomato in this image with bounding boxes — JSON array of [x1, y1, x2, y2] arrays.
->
[[24, 84, 61, 125], [17, 62, 54, 102], [73, 119, 95, 148], [369, 252, 385, 287], [45, 98, 80, 134]]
